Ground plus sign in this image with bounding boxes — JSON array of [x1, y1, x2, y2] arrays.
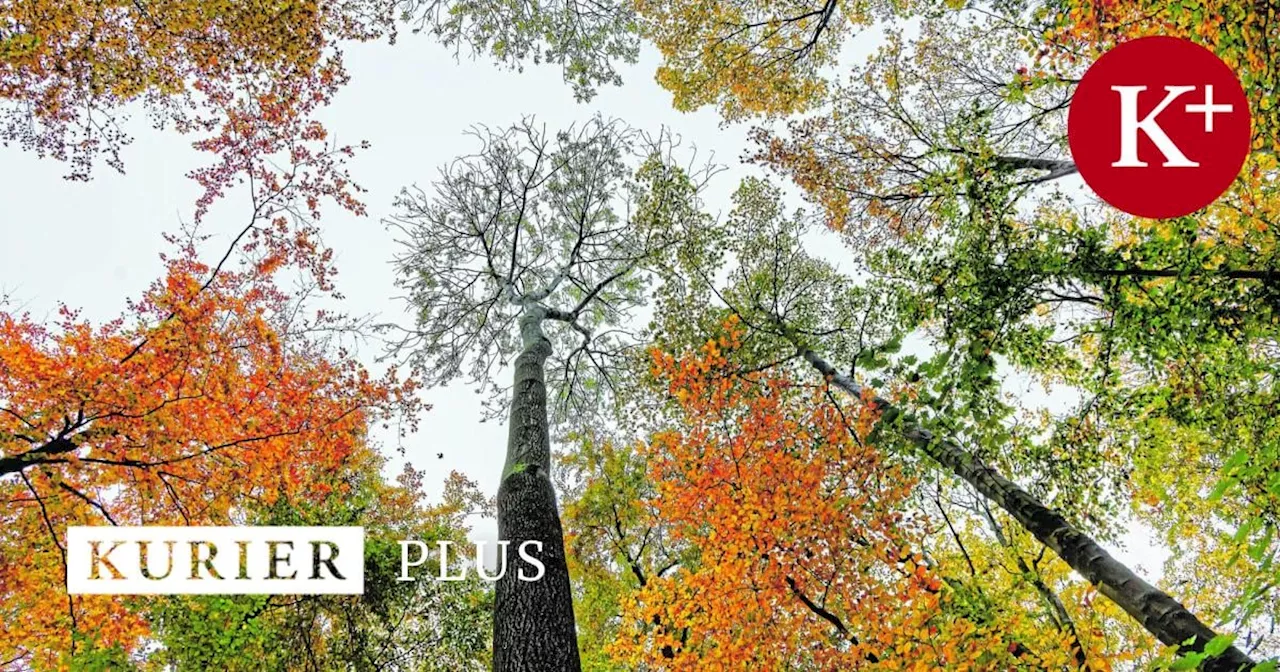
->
[[1184, 85, 1234, 132]]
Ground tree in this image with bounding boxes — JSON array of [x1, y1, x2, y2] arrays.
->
[[1040, 0, 1278, 149], [747, 3, 1280, 664], [0, 0, 393, 227], [624, 175, 1262, 669], [0, 234, 419, 669], [1, 0, 646, 275], [0, 0, 654, 194], [384, 115, 714, 671], [613, 323, 1119, 669], [634, 0, 907, 120]]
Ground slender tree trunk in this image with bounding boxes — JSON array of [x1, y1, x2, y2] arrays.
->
[[493, 309, 582, 672], [795, 344, 1254, 671]]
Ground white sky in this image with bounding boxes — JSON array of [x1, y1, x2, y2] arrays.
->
[[0, 34, 1165, 576]]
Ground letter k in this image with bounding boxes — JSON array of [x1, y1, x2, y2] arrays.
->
[[1111, 85, 1199, 168], [89, 541, 125, 580]]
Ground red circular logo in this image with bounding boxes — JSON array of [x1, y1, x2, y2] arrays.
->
[[1067, 36, 1251, 219]]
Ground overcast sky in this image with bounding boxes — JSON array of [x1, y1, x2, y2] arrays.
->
[[0, 32, 1164, 576]]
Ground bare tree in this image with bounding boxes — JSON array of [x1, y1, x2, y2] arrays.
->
[[384, 115, 714, 671]]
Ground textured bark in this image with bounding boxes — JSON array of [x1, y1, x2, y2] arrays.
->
[[493, 309, 582, 672], [796, 345, 1255, 671]]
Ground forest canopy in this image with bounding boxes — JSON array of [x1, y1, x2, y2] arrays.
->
[[1, 0, 1277, 670]]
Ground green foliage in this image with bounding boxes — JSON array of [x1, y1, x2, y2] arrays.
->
[[147, 595, 281, 671], [69, 636, 137, 671], [399, 0, 640, 101], [144, 458, 492, 671]]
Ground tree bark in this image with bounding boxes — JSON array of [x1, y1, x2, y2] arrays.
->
[[796, 344, 1254, 671], [0, 437, 78, 475], [493, 309, 582, 672]]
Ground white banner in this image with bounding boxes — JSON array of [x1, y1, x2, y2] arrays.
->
[[66, 526, 364, 595]]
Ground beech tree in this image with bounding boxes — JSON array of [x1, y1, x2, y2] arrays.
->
[[0, 0, 644, 269], [607, 323, 1117, 669], [621, 0, 1280, 665], [747, 3, 1280, 665], [384, 115, 712, 671], [614, 176, 1258, 669]]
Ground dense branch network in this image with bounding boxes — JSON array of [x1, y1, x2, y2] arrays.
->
[[384, 115, 717, 423]]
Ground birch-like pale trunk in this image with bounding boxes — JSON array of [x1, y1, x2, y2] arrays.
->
[[493, 307, 582, 671], [795, 343, 1254, 671]]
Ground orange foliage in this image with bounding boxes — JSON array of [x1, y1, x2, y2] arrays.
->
[[1043, 0, 1278, 150], [0, 0, 395, 179], [610, 319, 1066, 670], [0, 240, 418, 668], [1, 0, 393, 297]]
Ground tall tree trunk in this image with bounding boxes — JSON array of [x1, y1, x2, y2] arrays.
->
[[795, 343, 1254, 671], [493, 309, 582, 672]]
